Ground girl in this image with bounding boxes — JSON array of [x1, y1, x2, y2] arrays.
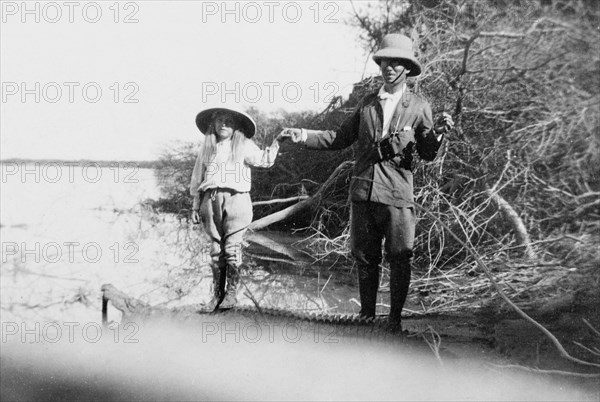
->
[[190, 107, 284, 310]]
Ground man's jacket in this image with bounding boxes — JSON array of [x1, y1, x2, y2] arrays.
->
[[304, 89, 442, 208]]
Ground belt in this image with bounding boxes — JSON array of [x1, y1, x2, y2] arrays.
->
[[203, 188, 248, 201]]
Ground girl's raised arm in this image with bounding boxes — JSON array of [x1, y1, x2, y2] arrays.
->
[[244, 137, 281, 168]]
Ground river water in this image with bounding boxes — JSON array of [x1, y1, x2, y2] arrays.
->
[[1, 163, 164, 323]]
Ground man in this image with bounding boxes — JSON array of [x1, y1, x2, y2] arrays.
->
[[282, 34, 453, 328]]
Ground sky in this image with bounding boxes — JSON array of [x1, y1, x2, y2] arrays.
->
[[1, 0, 383, 161]]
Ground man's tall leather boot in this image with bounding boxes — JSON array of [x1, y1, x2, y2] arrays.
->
[[388, 260, 411, 331], [358, 264, 379, 319], [219, 264, 240, 310]]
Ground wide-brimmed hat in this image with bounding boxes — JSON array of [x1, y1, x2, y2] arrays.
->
[[372, 34, 422, 77], [195, 107, 257, 138]]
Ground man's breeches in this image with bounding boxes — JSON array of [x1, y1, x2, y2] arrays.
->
[[200, 189, 253, 268], [350, 201, 416, 317]]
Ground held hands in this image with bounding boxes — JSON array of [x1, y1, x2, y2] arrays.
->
[[276, 128, 305, 144], [434, 112, 455, 135]]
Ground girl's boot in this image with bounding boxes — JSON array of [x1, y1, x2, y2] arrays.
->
[[219, 265, 239, 309], [209, 264, 226, 310]]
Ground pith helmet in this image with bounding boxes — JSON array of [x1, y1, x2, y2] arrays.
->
[[373, 34, 422, 77]]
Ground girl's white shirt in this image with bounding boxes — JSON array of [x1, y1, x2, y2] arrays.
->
[[190, 137, 279, 208]]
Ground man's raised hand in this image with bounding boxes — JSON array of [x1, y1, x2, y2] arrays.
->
[[434, 112, 454, 135]]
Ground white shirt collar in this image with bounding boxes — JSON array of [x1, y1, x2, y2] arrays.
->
[[378, 84, 405, 101]]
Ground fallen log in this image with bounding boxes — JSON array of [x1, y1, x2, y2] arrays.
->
[[252, 195, 309, 206], [248, 160, 354, 231]]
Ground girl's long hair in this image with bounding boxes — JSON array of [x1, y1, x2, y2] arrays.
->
[[197, 116, 248, 182]]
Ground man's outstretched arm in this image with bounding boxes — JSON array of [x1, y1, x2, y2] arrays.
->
[[282, 103, 362, 150]]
